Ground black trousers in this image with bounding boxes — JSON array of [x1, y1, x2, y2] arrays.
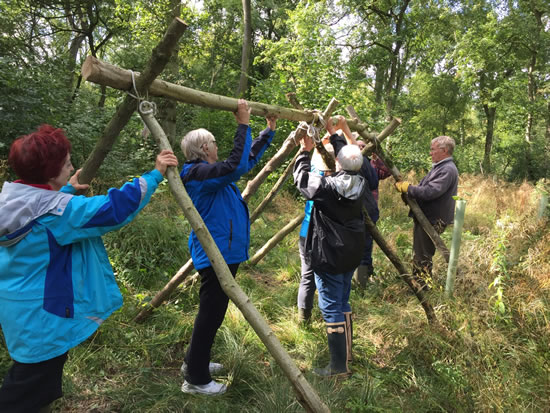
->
[[184, 263, 239, 385], [0, 352, 68, 413]]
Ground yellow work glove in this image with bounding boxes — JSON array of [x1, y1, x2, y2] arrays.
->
[[395, 181, 410, 193]]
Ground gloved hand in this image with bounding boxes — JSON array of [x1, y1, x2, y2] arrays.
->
[[394, 181, 410, 193]]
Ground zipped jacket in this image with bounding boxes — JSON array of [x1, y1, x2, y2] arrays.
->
[[294, 137, 367, 274], [407, 157, 459, 225], [180, 124, 274, 270], [0, 169, 164, 363]]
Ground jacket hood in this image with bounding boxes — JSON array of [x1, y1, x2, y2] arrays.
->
[[326, 172, 366, 201], [0, 182, 72, 247]]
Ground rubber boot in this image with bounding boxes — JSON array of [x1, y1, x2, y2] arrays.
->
[[353, 265, 373, 290], [313, 322, 350, 377], [298, 307, 312, 324], [343, 312, 353, 363]]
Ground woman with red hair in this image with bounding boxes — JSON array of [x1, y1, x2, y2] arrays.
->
[[0, 124, 177, 412]]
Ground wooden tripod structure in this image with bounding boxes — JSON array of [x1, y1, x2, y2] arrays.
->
[[77, 15, 449, 411]]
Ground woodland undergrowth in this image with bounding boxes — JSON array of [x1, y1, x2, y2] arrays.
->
[[0, 174, 548, 412]]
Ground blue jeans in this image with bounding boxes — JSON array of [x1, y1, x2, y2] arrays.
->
[[314, 270, 353, 323]]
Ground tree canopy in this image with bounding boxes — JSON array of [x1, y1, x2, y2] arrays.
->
[[1, 0, 549, 182]]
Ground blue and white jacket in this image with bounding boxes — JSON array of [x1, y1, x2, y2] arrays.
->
[[0, 169, 164, 363], [180, 124, 274, 270]]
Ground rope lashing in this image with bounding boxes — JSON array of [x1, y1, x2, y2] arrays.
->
[[126, 70, 157, 134], [139, 100, 157, 116], [290, 121, 310, 145]]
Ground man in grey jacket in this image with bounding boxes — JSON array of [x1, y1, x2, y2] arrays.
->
[[395, 136, 459, 288]]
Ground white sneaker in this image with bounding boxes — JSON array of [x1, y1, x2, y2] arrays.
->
[[180, 361, 224, 376], [181, 380, 227, 395]]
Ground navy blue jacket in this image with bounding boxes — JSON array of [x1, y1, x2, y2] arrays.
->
[[180, 124, 274, 270]]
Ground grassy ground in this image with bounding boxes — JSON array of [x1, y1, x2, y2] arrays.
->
[[0, 173, 549, 412]]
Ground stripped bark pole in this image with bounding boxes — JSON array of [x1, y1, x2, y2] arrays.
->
[[312, 98, 339, 172], [241, 131, 301, 202], [140, 107, 330, 413], [249, 150, 300, 224], [248, 213, 305, 265], [242, 97, 339, 202], [363, 209, 439, 325], [346, 107, 450, 262], [81, 56, 367, 132], [78, 18, 187, 185]]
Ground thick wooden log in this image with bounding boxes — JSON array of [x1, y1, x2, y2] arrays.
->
[[242, 131, 301, 202], [134, 259, 194, 323], [82, 56, 366, 135], [78, 18, 187, 185], [140, 107, 329, 413], [312, 97, 339, 172]]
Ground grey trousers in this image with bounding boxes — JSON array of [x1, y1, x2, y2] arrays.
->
[[412, 220, 446, 274], [297, 236, 316, 310]]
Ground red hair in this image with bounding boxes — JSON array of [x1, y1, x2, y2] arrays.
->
[[8, 124, 72, 184]]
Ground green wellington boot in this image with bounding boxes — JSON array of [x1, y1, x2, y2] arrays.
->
[[313, 322, 351, 377]]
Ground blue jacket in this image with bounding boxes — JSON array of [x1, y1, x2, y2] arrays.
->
[[180, 124, 274, 270], [0, 169, 164, 363]]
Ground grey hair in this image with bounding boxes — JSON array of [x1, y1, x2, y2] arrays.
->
[[336, 144, 363, 172], [311, 143, 335, 172], [180, 128, 215, 161], [432, 135, 455, 155]]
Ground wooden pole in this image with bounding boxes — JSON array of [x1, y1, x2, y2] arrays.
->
[[250, 150, 300, 224], [139, 105, 330, 413], [82, 56, 369, 133], [78, 18, 187, 185], [346, 107, 450, 262], [249, 213, 305, 265], [363, 210, 439, 325]]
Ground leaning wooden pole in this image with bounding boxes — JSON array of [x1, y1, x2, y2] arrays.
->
[[363, 211, 439, 325], [140, 105, 330, 413], [347, 106, 450, 262], [78, 18, 187, 185], [250, 150, 300, 224], [249, 212, 305, 265]]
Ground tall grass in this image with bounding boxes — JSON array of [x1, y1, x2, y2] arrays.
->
[[0, 174, 548, 412]]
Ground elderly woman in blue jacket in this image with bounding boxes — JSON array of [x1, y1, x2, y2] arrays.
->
[[179, 99, 276, 396], [0, 124, 177, 412]]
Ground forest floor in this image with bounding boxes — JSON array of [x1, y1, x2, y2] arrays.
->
[[1, 173, 548, 412]]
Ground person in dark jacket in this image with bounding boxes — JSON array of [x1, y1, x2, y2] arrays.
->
[[293, 117, 368, 377], [395, 135, 459, 288], [0, 124, 177, 413], [179, 99, 276, 395]]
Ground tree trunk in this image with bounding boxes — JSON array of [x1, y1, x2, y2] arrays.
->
[[78, 18, 187, 185], [140, 108, 330, 413], [236, 0, 252, 97], [158, 0, 181, 146], [482, 104, 495, 174]]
